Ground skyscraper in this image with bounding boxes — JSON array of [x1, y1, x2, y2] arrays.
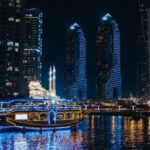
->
[[23, 8, 42, 84], [64, 23, 87, 100], [96, 14, 122, 100], [148, 8, 150, 87], [0, 0, 26, 99], [137, 0, 150, 97]]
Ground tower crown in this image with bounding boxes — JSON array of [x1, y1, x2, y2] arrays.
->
[[70, 23, 79, 30], [102, 13, 112, 21]]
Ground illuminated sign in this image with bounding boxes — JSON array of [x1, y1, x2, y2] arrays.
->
[[15, 114, 28, 120]]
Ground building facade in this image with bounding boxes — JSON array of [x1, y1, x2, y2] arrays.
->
[[23, 8, 42, 97], [148, 8, 150, 95], [96, 14, 122, 99], [137, 1, 150, 97], [23, 8, 42, 84], [29, 65, 60, 99], [64, 23, 87, 100], [0, 0, 26, 99]]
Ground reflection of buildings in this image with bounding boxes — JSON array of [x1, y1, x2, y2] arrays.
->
[[111, 116, 123, 149], [123, 117, 144, 149], [88, 115, 123, 149], [137, 0, 150, 97], [23, 8, 43, 96], [29, 66, 60, 99], [64, 23, 87, 100], [0, 0, 26, 99], [96, 13, 122, 100]]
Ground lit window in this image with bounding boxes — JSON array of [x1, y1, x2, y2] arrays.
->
[[7, 66, 13, 71], [23, 60, 27, 63], [13, 92, 19, 96], [16, 18, 21, 23], [7, 41, 13, 46], [9, 2, 15, 7], [8, 47, 13, 51], [8, 17, 14, 22], [0, 40, 4, 45], [26, 14, 33, 17], [15, 48, 19, 52], [6, 82, 12, 87], [15, 42, 19, 47], [24, 76, 28, 79], [15, 67, 19, 72], [16, 0, 20, 4]]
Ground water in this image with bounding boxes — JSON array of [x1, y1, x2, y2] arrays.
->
[[0, 115, 150, 150]]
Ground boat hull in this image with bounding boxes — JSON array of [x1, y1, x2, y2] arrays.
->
[[0, 117, 83, 132]]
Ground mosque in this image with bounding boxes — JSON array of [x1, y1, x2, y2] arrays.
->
[[29, 65, 60, 99]]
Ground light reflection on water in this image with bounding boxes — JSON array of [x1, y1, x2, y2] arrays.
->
[[0, 116, 150, 150]]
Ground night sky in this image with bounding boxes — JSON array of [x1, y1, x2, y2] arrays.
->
[[27, 0, 150, 98]]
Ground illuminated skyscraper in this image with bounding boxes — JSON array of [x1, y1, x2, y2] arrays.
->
[[148, 8, 150, 93], [0, 0, 26, 99], [64, 23, 87, 100], [23, 8, 42, 84], [96, 14, 122, 99]]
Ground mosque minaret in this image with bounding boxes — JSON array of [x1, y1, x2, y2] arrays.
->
[[29, 65, 59, 99], [49, 66, 52, 92], [49, 65, 56, 96]]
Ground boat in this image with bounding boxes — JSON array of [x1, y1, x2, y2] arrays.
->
[[5, 117, 83, 131], [0, 99, 87, 131]]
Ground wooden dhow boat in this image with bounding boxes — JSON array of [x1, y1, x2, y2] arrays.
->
[[0, 100, 87, 131]]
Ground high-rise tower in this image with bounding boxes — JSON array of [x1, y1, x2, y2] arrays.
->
[[23, 8, 42, 83], [0, 0, 26, 99], [64, 23, 87, 100], [137, 0, 150, 97], [96, 14, 122, 99], [148, 8, 150, 89]]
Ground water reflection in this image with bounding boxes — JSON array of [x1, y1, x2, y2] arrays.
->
[[0, 116, 150, 150]]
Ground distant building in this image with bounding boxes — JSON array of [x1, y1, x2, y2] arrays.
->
[[29, 65, 60, 99], [64, 23, 87, 100], [137, 1, 150, 97], [0, 0, 26, 99], [23, 8, 43, 96], [148, 9, 150, 91], [96, 14, 122, 99]]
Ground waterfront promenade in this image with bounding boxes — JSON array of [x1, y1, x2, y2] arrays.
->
[[87, 109, 150, 116], [1, 105, 150, 117], [1, 99, 150, 117]]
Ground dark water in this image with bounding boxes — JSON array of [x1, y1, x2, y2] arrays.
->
[[0, 115, 150, 150]]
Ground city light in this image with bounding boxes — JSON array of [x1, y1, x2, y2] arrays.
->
[[0, 1, 150, 150], [102, 13, 112, 21], [70, 22, 79, 30]]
